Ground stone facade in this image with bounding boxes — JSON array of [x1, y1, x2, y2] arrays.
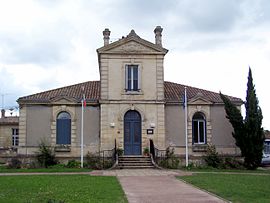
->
[[97, 29, 168, 154], [0, 109, 19, 156], [15, 27, 242, 160]]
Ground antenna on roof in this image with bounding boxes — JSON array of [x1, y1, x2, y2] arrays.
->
[[1, 93, 10, 109]]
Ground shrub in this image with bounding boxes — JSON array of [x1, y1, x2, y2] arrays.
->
[[116, 148, 123, 156], [143, 147, 149, 155], [85, 152, 102, 169], [36, 141, 57, 168], [223, 157, 245, 169], [204, 144, 222, 168], [8, 157, 22, 169], [159, 147, 179, 169], [66, 160, 80, 168]]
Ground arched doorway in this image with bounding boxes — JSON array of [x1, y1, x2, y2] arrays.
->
[[124, 110, 142, 155]]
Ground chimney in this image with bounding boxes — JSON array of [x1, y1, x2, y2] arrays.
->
[[1, 109, 5, 118], [103, 28, 111, 46], [154, 26, 163, 47]]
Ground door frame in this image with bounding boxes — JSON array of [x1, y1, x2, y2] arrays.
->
[[123, 110, 142, 155]]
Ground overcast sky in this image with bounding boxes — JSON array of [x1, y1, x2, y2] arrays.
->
[[0, 0, 269, 129]]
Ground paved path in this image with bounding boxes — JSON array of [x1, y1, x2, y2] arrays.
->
[[0, 169, 228, 202], [92, 169, 227, 203], [119, 175, 226, 203], [90, 168, 189, 176]]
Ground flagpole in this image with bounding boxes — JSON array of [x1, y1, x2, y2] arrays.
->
[[81, 97, 84, 168], [184, 87, 189, 167]]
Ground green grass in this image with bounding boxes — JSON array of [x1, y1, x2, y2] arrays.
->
[[182, 166, 270, 174], [0, 165, 91, 173], [179, 173, 270, 203], [0, 175, 127, 203]]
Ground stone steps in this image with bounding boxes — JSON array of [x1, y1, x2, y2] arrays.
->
[[117, 156, 155, 169]]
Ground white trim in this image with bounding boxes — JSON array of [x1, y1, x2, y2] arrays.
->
[[124, 64, 141, 92], [192, 115, 206, 144], [12, 128, 19, 146]]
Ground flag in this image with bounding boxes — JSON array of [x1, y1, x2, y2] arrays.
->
[[182, 88, 187, 109], [82, 94, 86, 107], [182, 94, 185, 109], [81, 86, 86, 107]]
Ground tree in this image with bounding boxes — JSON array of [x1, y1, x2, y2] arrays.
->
[[220, 68, 264, 169]]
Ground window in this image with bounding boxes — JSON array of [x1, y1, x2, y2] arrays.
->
[[56, 111, 71, 145], [192, 112, 206, 144], [125, 65, 140, 91], [264, 140, 270, 154], [12, 128, 19, 146]]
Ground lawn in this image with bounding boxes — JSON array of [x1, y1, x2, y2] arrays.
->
[[179, 173, 270, 203], [0, 175, 127, 203], [0, 166, 91, 173], [182, 167, 270, 174]]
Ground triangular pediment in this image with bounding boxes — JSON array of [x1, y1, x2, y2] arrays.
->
[[106, 41, 162, 54], [189, 93, 212, 105], [97, 30, 168, 54], [50, 96, 78, 104]]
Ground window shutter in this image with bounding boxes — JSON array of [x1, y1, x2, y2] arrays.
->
[[125, 65, 128, 90], [138, 65, 141, 90], [57, 118, 71, 144]]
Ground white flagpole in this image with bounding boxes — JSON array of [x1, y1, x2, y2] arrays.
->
[[184, 87, 189, 167], [81, 91, 85, 168]]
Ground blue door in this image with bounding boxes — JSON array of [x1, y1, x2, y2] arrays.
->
[[124, 110, 141, 155]]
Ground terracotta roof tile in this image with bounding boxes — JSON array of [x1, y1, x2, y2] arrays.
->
[[265, 131, 270, 139], [18, 80, 242, 104], [18, 81, 100, 103], [164, 81, 242, 103], [0, 116, 19, 125]]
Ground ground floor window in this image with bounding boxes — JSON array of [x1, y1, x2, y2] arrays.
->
[[192, 112, 206, 144], [264, 140, 270, 154], [56, 111, 71, 145], [12, 128, 19, 146]]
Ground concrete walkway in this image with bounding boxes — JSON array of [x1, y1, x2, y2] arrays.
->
[[92, 169, 228, 203], [0, 169, 228, 202]]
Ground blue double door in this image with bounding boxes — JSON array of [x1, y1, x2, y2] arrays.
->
[[124, 110, 142, 155]]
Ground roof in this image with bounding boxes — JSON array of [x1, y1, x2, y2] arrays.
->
[[164, 81, 242, 104], [97, 29, 168, 55], [0, 116, 19, 125], [18, 80, 242, 104], [265, 131, 270, 139], [18, 81, 100, 104]]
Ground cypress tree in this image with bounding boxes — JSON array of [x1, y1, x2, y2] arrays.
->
[[220, 68, 264, 169], [244, 68, 264, 169]]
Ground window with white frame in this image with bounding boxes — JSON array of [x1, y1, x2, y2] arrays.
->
[[192, 112, 206, 144], [264, 140, 270, 154], [125, 65, 140, 91], [12, 128, 19, 146]]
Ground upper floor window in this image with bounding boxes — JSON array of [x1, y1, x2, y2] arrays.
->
[[12, 128, 19, 146], [56, 111, 71, 145], [192, 112, 206, 144], [125, 65, 140, 91]]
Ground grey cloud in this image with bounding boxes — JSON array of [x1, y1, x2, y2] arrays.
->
[[0, 21, 74, 66], [0, 68, 22, 108], [178, 0, 242, 32]]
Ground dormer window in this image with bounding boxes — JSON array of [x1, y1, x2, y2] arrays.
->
[[125, 65, 140, 91]]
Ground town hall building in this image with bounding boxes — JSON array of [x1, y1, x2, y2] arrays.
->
[[17, 26, 242, 161]]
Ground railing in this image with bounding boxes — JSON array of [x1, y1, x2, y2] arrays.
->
[[97, 139, 117, 169], [153, 147, 167, 165], [149, 139, 167, 166]]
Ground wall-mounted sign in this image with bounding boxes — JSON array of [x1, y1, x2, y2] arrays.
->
[[147, 129, 154, 134]]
